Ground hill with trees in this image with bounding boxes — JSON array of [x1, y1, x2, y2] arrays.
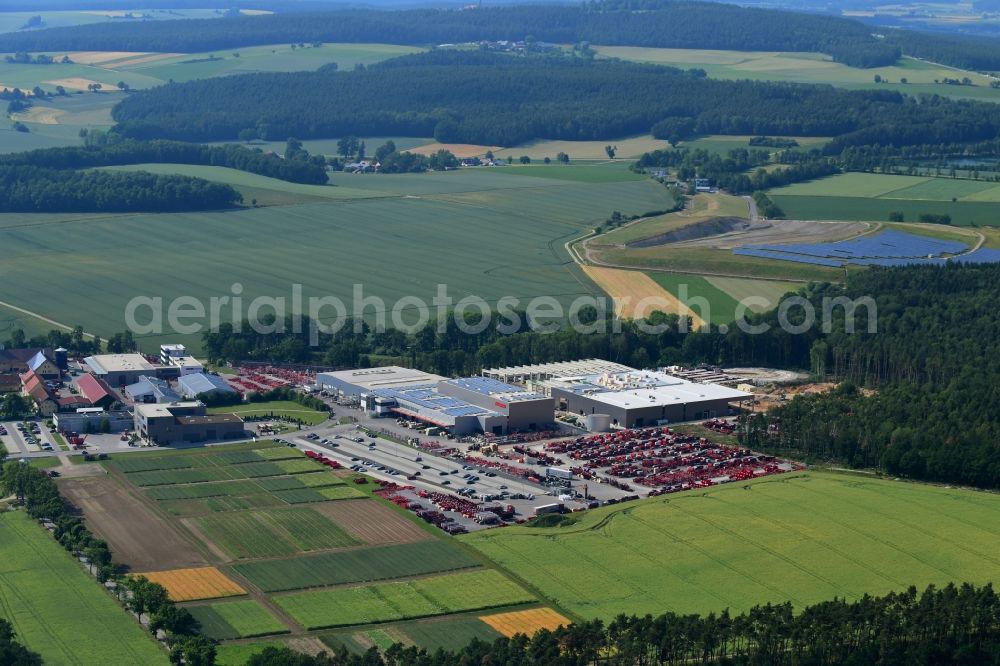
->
[[110, 51, 1000, 148], [0, 2, 901, 68]]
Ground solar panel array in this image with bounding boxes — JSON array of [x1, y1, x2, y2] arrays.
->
[[952, 248, 1000, 264], [732, 230, 982, 268], [372, 384, 496, 418], [446, 376, 546, 402]]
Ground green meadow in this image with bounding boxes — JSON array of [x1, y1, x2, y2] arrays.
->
[[463, 472, 1000, 621]]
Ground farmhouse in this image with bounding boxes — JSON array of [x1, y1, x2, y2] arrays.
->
[[0, 373, 20, 394], [176, 372, 237, 400], [546, 369, 750, 427], [133, 401, 244, 445], [0, 348, 60, 380], [20, 369, 58, 417]]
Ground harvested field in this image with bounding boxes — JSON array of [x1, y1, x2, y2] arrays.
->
[[59, 476, 207, 571], [313, 499, 432, 545], [407, 142, 500, 158], [43, 76, 116, 91], [10, 106, 66, 124], [66, 50, 149, 64], [582, 265, 706, 326], [480, 607, 572, 637], [103, 52, 184, 68], [141, 566, 246, 602]]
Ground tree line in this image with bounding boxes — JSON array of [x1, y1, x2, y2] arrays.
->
[[111, 50, 1000, 149], [0, 1, 900, 68], [1, 137, 329, 184], [0, 164, 241, 213], [0, 460, 216, 665]]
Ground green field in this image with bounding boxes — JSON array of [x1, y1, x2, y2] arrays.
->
[[187, 599, 288, 640], [597, 47, 1000, 103], [0, 9, 226, 34], [493, 134, 671, 160], [233, 540, 480, 593], [647, 273, 739, 325], [766, 172, 1000, 226], [463, 472, 1000, 620], [322, 616, 504, 654], [702, 276, 800, 312], [0, 510, 169, 665], [274, 570, 535, 630], [209, 400, 329, 426], [215, 640, 286, 666], [196, 508, 358, 559], [0, 168, 672, 352]]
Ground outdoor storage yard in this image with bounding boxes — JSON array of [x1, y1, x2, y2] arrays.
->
[[463, 472, 1000, 620], [51, 440, 553, 656]]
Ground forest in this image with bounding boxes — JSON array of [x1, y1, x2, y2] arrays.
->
[[110, 51, 1000, 148], [0, 164, 241, 212], [194, 262, 1000, 489], [0, 138, 329, 185], [250, 583, 1000, 665], [0, 2, 900, 68]]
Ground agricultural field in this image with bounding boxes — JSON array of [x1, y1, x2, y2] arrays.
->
[[0, 510, 170, 665], [646, 273, 739, 326], [0, 43, 421, 95], [187, 599, 289, 640], [322, 616, 504, 654], [141, 566, 247, 602], [0, 9, 229, 34], [463, 472, 1000, 620], [581, 265, 706, 325], [0, 168, 673, 352], [480, 607, 572, 637], [588, 193, 748, 247], [274, 570, 536, 629], [493, 134, 672, 160], [233, 540, 479, 592], [767, 172, 1000, 227], [596, 47, 1000, 102], [680, 134, 832, 155], [194, 507, 359, 560], [207, 399, 330, 426]]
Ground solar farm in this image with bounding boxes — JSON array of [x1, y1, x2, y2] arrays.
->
[[733, 229, 984, 268], [52, 440, 552, 656]]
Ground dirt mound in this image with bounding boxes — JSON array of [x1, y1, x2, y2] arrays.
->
[[628, 216, 754, 248]]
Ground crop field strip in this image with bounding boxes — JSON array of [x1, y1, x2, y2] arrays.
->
[[232, 540, 481, 592], [0, 511, 170, 665], [321, 616, 504, 654], [195, 507, 360, 560], [186, 599, 289, 640], [480, 607, 573, 638], [273, 570, 536, 630], [140, 566, 247, 602], [0, 171, 674, 350], [462, 472, 1000, 620]]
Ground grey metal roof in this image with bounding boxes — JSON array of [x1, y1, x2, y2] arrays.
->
[[177, 373, 236, 398]]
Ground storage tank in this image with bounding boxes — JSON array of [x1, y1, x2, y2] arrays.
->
[[586, 413, 612, 432], [54, 347, 68, 370]]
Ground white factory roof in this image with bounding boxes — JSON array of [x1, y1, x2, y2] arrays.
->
[[482, 358, 635, 380], [84, 354, 156, 374], [317, 366, 445, 391], [134, 401, 202, 418], [177, 373, 236, 397], [545, 370, 750, 408]]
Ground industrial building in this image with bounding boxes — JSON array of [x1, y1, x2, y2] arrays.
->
[[134, 401, 244, 445], [316, 366, 446, 397], [54, 409, 132, 434], [159, 344, 204, 376], [124, 376, 180, 404], [545, 369, 751, 427], [320, 366, 555, 436], [84, 354, 159, 386], [482, 359, 634, 394], [77, 374, 117, 409], [176, 373, 237, 400]]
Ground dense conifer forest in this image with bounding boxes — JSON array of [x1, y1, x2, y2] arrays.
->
[[0, 2, 901, 68], [110, 51, 1000, 148]]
